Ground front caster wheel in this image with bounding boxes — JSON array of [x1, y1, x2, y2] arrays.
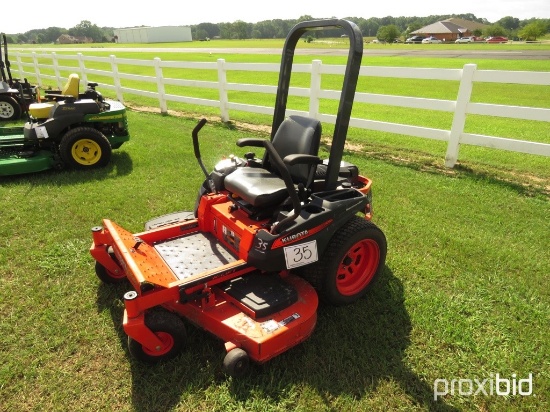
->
[[223, 348, 250, 378], [95, 261, 126, 284], [94, 247, 126, 284], [128, 311, 186, 363]]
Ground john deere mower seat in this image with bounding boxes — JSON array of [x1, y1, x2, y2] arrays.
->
[[28, 73, 80, 119], [59, 73, 80, 98], [224, 115, 322, 208]]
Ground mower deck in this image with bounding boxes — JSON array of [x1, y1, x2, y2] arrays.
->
[[92, 212, 318, 364], [0, 148, 56, 175]]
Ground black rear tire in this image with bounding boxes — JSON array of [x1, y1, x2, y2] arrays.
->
[[59, 127, 112, 169], [301, 216, 387, 306], [0, 95, 22, 120]]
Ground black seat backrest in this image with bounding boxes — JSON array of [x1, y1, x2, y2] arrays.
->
[[267, 115, 322, 184], [223, 115, 322, 209]]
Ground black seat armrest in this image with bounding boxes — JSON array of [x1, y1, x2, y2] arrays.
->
[[284, 154, 322, 166], [236, 138, 267, 148]]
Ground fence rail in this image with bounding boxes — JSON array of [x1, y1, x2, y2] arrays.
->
[[12, 51, 550, 167]]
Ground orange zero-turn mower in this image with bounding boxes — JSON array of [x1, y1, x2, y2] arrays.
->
[[90, 19, 387, 377]]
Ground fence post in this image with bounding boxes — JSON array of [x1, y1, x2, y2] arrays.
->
[[31, 52, 42, 87], [153, 57, 168, 114], [77, 53, 88, 85], [309, 60, 322, 118], [15, 54, 25, 82], [109, 55, 124, 102], [445, 63, 477, 167], [217, 58, 230, 122], [51, 52, 62, 89]]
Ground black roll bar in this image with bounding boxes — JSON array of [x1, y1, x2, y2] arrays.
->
[[271, 19, 363, 191]]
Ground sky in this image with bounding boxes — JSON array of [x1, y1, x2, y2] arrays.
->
[[4, 0, 549, 34]]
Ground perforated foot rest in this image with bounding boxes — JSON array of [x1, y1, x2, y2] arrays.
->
[[221, 272, 298, 318]]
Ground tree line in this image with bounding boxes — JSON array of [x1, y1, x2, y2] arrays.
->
[[5, 14, 550, 44]]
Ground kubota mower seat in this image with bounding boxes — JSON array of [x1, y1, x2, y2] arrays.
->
[[28, 73, 80, 119], [224, 115, 321, 208]]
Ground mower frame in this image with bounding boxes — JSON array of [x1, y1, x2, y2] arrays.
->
[[0, 75, 130, 176], [90, 19, 387, 376]]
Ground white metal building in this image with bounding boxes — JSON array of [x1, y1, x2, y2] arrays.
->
[[113, 26, 192, 43]]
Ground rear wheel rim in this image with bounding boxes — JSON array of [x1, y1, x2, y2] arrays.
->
[[0, 101, 15, 118], [71, 139, 102, 165], [142, 332, 174, 356], [336, 239, 380, 296]]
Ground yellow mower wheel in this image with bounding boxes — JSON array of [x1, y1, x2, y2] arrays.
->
[[59, 127, 112, 169]]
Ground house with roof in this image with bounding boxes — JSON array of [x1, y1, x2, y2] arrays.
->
[[411, 18, 489, 42]]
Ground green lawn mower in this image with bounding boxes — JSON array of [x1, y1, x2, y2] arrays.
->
[[0, 73, 130, 176], [0, 33, 39, 120]]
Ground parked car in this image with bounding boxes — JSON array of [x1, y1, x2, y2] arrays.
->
[[405, 36, 425, 44], [455, 36, 483, 43], [486, 36, 508, 43], [422, 36, 442, 44]]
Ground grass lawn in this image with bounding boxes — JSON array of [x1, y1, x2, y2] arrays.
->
[[1, 40, 549, 411], [0, 108, 548, 412]]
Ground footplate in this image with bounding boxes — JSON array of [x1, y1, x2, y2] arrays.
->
[[154, 232, 237, 281]]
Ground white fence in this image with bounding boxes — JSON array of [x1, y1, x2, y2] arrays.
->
[[12, 51, 550, 167]]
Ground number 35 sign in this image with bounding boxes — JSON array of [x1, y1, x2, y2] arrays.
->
[[283, 240, 318, 269]]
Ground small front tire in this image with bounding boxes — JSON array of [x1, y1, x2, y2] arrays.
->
[[95, 261, 126, 284], [223, 348, 250, 378], [128, 311, 187, 363]]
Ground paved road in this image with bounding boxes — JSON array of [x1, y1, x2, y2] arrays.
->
[[13, 47, 550, 60], [361, 48, 550, 60]]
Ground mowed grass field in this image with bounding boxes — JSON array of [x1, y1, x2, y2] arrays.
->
[[1, 41, 549, 411]]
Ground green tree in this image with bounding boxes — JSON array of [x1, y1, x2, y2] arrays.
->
[[297, 15, 314, 23], [358, 18, 379, 37], [518, 21, 547, 41], [484, 24, 507, 37], [223, 20, 250, 39], [254, 21, 278, 38], [43, 27, 66, 43], [69, 20, 103, 42], [194, 28, 209, 40], [195, 23, 220, 39], [497, 16, 520, 31], [405, 22, 423, 37], [377, 25, 400, 43], [218, 22, 232, 39], [271, 19, 292, 38]]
